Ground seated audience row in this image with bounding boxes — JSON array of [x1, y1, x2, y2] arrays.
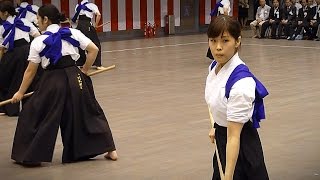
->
[[250, 0, 320, 41]]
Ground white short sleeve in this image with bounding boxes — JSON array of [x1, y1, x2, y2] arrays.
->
[[89, 3, 100, 14], [28, 36, 45, 64], [0, 26, 4, 47], [227, 77, 256, 124], [21, 19, 39, 37], [70, 28, 92, 50], [32, 5, 39, 12]]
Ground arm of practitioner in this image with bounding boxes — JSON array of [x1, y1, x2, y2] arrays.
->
[[224, 77, 255, 180], [21, 18, 41, 38], [0, 47, 4, 60], [222, 0, 231, 15], [208, 105, 215, 144], [91, 4, 101, 28], [11, 36, 43, 103], [223, 7, 230, 15], [0, 27, 6, 60], [11, 62, 39, 103], [82, 42, 98, 74], [224, 121, 244, 180], [94, 11, 101, 28], [70, 28, 98, 74]]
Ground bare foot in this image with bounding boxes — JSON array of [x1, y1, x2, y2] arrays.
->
[[104, 151, 118, 161]]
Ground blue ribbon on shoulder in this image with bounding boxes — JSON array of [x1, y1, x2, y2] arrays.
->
[[17, 4, 37, 19], [71, 2, 93, 22], [39, 28, 80, 65], [209, 61, 269, 128], [225, 64, 269, 128], [2, 17, 30, 51]]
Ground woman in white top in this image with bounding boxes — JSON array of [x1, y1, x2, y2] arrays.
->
[[0, 0, 40, 116], [72, 0, 104, 69], [210, 0, 232, 16], [205, 15, 269, 180], [16, 0, 39, 25], [11, 4, 117, 166]]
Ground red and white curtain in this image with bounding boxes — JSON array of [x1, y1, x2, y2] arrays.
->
[[14, 0, 238, 31], [101, 0, 181, 32], [16, 0, 181, 32]]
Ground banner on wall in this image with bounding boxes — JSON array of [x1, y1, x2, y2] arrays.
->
[[17, 0, 237, 31], [22, 0, 181, 32]]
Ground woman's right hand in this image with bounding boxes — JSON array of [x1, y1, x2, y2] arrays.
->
[[81, 67, 89, 75], [209, 128, 215, 144], [11, 91, 24, 104]]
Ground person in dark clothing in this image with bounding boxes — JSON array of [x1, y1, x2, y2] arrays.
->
[[278, 0, 297, 39], [260, 0, 282, 38], [72, 0, 105, 70], [0, 0, 40, 116], [293, 0, 312, 39], [10, 4, 118, 166]]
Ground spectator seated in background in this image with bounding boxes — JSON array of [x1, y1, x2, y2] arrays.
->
[[292, 0, 312, 40], [309, 0, 320, 40], [278, 0, 297, 39], [260, 0, 282, 38], [250, 0, 271, 38]]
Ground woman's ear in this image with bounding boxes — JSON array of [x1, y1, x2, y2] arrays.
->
[[235, 36, 242, 48], [4, 11, 9, 17], [43, 16, 49, 24]]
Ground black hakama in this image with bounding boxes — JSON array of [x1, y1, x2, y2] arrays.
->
[[75, 15, 102, 67], [11, 56, 115, 163], [0, 39, 38, 116], [212, 122, 269, 180]]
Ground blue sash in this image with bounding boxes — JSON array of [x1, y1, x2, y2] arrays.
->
[[210, 1, 224, 16], [39, 28, 80, 65], [2, 17, 30, 51], [71, 2, 93, 22], [17, 4, 37, 19], [210, 61, 269, 128]]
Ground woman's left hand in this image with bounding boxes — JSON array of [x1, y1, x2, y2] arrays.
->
[[209, 128, 215, 144], [11, 92, 24, 104]]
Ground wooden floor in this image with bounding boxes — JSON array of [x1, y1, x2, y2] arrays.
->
[[1, 32, 320, 180]]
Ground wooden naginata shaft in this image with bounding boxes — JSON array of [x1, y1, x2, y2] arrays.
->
[[0, 65, 116, 107], [208, 106, 225, 179], [96, 21, 110, 28]]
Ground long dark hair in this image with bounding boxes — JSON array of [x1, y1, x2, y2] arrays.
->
[[207, 15, 241, 40], [38, 4, 65, 24], [0, 0, 17, 16]]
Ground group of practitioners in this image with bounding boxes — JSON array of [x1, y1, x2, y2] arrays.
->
[[0, 0, 117, 166], [250, 0, 320, 40]]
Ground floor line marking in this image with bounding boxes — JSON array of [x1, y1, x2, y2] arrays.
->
[[102, 41, 320, 53]]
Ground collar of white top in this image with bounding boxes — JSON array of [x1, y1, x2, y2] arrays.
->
[[20, 2, 29, 7], [216, 52, 240, 72], [6, 15, 16, 22], [81, 0, 89, 4], [45, 24, 61, 34]]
